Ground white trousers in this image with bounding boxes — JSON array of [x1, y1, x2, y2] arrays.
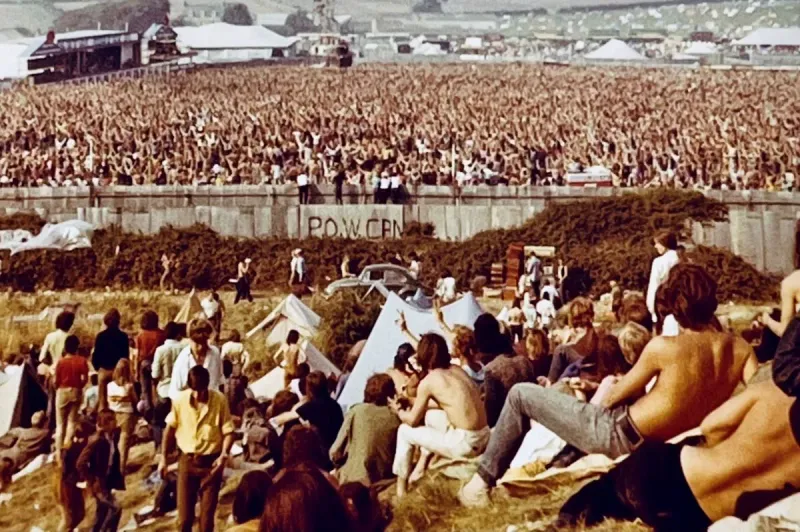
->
[[392, 410, 490, 479]]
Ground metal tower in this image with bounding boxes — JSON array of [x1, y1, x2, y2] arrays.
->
[[313, 0, 336, 33]]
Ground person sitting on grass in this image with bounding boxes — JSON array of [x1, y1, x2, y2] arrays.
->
[[552, 378, 800, 531], [330, 373, 401, 486], [228, 470, 272, 531], [459, 264, 759, 508], [389, 334, 489, 498]]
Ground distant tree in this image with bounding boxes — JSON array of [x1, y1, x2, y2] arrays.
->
[[222, 3, 254, 25], [285, 9, 318, 35]]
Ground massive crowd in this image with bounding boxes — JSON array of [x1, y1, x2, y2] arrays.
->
[[0, 64, 798, 191], [1, 231, 800, 531]]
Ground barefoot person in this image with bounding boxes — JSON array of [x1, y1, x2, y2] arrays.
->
[[459, 264, 759, 507], [553, 379, 800, 530], [390, 334, 489, 498]]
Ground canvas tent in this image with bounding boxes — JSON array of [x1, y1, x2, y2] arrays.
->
[[585, 39, 646, 61], [175, 289, 204, 324], [733, 27, 800, 48], [249, 340, 341, 400], [0, 368, 48, 438], [246, 295, 321, 346], [0, 220, 94, 255], [338, 292, 484, 408], [684, 41, 717, 56]]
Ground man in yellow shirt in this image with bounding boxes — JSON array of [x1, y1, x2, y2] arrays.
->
[[159, 366, 234, 532]]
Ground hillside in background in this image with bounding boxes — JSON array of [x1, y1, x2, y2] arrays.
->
[[54, 0, 168, 33]]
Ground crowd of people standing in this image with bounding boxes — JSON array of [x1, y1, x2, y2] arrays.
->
[[0, 65, 797, 191]]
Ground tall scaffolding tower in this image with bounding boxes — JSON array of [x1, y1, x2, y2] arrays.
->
[[313, 0, 337, 33]]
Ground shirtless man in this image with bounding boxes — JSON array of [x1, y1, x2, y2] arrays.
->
[[460, 264, 758, 507], [389, 333, 488, 498], [762, 269, 800, 338], [554, 379, 800, 530]]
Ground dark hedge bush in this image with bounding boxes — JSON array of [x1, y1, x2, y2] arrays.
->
[[0, 190, 781, 303]]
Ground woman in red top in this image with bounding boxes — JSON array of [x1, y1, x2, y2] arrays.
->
[[134, 310, 165, 413]]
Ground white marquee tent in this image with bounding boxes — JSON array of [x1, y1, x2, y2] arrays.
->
[[684, 41, 718, 56], [249, 340, 340, 400], [247, 294, 321, 346], [733, 27, 800, 47], [337, 292, 484, 408], [584, 39, 646, 61], [174, 23, 297, 62]]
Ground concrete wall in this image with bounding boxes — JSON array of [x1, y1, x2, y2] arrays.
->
[[0, 186, 798, 275]]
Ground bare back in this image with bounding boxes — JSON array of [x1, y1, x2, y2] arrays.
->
[[423, 366, 487, 431], [630, 331, 756, 440], [682, 381, 800, 521]]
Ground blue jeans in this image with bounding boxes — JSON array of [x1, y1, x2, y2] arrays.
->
[[477, 383, 637, 486]]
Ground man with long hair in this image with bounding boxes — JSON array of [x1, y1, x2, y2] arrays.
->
[[390, 334, 488, 498], [460, 264, 759, 507]]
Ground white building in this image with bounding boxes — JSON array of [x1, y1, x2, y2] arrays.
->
[[174, 22, 297, 62]]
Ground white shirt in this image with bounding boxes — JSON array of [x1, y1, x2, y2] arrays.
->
[[540, 285, 559, 302], [297, 173, 309, 187], [168, 344, 223, 401], [201, 297, 219, 319], [536, 299, 557, 327], [291, 256, 306, 279], [409, 260, 421, 279], [436, 277, 457, 303], [152, 339, 184, 400], [379, 177, 391, 189], [390, 175, 401, 188], [646, 249, 680, 320]]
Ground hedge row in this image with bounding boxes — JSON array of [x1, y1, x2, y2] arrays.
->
[[0, 190, 781, 303]]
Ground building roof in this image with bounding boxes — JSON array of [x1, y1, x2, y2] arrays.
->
[[733, 27, 800, 47], [257, 13, 290, 26], [175, 22, 295, 49], [584, 38, 646, 61]]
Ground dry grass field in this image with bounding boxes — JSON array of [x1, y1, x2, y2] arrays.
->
[[0, 288, 774, 531]]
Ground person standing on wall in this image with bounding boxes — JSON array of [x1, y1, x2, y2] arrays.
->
[[297, 170, 310, 205], [334, 163, 346, 205], [160, 365, 234, 532], [234, 258, 253, 304]]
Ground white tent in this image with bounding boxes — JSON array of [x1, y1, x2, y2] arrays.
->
[[585, 39, 646, 61], [684, 41, 718, 56], [175, 289, 204, 325], [0, 368, 48, 438], [247, 295, 321, 347], [249, 340, 341, 400], [0, 220, 93, 255], [337, 292, 484, 408], [733, 27, 800, 47], [174, 23, 296, 62]]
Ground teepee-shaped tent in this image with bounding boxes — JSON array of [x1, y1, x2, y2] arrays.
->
[[248, 340, 341, 400], [338, 293, 484, 408], [175, 289, 204, 324], [585, 39, 646, 61], [0, 367, 48, 437], [246, 295, 321, 346]]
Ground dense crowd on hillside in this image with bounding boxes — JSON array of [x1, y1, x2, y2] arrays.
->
[[0, 64, 797, 191], [1, 229, 800, 531]]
